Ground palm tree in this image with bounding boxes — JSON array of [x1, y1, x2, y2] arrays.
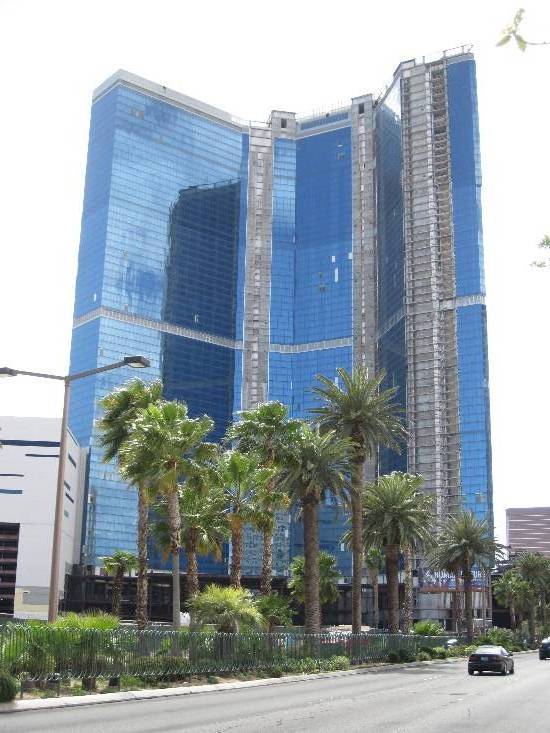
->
[[120, 400, 215, 629], [493, 569, 529, 632], [365, 548, 384, 629], [402, 545, 415, 633], [341, 529, 384, 629], [514, 552, 549, 643], [189, 584, 264, 633], [98, 379, 163, 629], [101, 550, 138, 617], [225, 401, 302, 595], [431, 512, 503, 642], [311, 366, 405, 633], [150, 481, 228, 603], [432, 555, 463, 634], [249, 476, 290, 592], [217, 450, 273, 588], [362, 472, 434, 634], [277, 426, 351, 634], [288, 551, 340, 626]]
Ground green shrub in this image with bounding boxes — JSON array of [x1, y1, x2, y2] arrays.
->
[[120, 675, 146, 690], [255, 594, 295, 630], [207, 676, 220, 684], [297, 658, 317, 674], [431, 646, 447, 660], [412, 620, 445, 636], [52, 611, 119, 631], [319, 655, 350, 672], [397, 649, 416, 663], [387, 651, 400, 663], [271, 655, 350, 676], [416, 651, 431, 662], [0, 671, 18, 702], [189, 585, 264, 633], [476, 627, 515, 649], [0, 622, 55, 679]]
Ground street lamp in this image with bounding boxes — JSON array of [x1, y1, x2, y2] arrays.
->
[[0, 355, 150, 621]]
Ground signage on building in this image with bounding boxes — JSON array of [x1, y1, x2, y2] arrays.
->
[[418, 568, 487, 592]]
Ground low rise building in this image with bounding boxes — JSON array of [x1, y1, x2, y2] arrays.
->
[[0, 416, 86, 619]]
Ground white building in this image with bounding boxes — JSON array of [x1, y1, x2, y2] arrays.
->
[[0, 416, 86, 619]]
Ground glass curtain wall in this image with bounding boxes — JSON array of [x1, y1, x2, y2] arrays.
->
[[70, 84, 248, 565]]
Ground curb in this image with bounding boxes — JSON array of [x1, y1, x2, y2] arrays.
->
[[0, 651, 535, 714]]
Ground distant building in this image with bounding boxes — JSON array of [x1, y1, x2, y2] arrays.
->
[[0, 417, 86, 619], [506, 507, 550, 558]]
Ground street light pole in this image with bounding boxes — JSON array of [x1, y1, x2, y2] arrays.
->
[[0, 355, 150, 622], [49, 377, 70, 622]]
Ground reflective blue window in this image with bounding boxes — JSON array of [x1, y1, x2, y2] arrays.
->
[[70, 83, 248, 566], [270, 138, 296, 345], [295, 128, 352, 344], [448, 60, 485, 297], [457, 305, 493, 525]]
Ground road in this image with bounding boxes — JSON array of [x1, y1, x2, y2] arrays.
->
[[2, 653, 548, 733]]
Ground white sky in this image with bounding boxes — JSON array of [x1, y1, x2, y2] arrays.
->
[[0, 0, 548, 544]]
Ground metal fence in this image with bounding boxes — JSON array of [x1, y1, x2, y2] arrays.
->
[[0, 625, 451, 682]]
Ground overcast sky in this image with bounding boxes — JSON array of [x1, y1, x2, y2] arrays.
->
[[0, 0, 548, 544]]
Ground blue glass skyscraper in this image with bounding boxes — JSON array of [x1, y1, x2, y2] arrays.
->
[[70, 48, 493, 578]]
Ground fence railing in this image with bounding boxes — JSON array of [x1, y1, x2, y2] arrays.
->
[[0, 625, 451, 681]]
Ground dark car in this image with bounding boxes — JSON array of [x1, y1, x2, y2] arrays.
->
[[468, 645, 515, 676], [539, 638, 550, 660]]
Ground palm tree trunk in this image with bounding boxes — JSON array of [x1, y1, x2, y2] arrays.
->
[[302, 498, 321, 635], [483, 572, 490, 632], [372, 571, 379, 629], [509, 597, 516, 631], [540, 591, 547, 626], [136, 483, 149, 630], [402, 546, 413, 634], [464, 562, 474, 643], [455, 570, 463, 634], [186, 530, 199, 599], [528, 605, 536, 645], [386, 544, 400, 634], [452, 570, 459, 634], [260, 527, 273, 596], [350, 457, 364, 634], [230, 520, 243, 588], [166, 488, 182, 630], [112, 568, 123, 617]]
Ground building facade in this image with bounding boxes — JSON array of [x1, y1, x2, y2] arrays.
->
[[506, 507, 550, 558], [0, 417, 86, 618], [69, 47, 493, 578]]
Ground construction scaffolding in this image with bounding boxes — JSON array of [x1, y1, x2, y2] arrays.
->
[[400, 59, 461, 523]]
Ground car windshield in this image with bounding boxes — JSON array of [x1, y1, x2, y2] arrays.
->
[[476, 646, 503, 654]]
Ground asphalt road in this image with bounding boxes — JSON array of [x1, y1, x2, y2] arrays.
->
[[3, 653, 548, 733]]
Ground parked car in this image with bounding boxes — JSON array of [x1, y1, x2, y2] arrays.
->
[[539, 638, 550, 660], [468, 645, 514, 676]]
